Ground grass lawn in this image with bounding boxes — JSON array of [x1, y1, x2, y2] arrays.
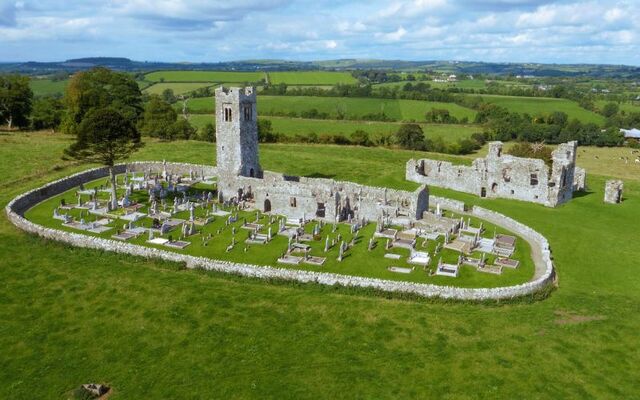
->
[[29, 79, 68, 96], [268, 71, 357, 85], [143, 82, 215, 95], [474, 94, 605, 124], [1, 132, 639, 398], [183, 95, 477, 122], [145, 71, 265, 83], [188, 114, 480, 143]]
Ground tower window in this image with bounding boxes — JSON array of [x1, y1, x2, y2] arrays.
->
[[243, 105, 252, 121], [224, 106, 232, 122], [289, 197, 297, 207]]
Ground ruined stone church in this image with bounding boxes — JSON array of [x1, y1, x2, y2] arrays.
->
[[214, 87, 429, 223]]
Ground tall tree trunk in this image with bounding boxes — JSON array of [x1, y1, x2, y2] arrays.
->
[[109, 166, 118, 210], [7, 115, 12, 130]]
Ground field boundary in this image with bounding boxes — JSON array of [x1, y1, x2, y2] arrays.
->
[[5, 162, 556, 301]]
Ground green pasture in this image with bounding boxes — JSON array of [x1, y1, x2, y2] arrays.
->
[[182, 95, 477, 122], [268, 71, 357, 85], [476, 95, 605, 124], [145, 70, 265, 83], [1, 132, 639, 398], [595, 100, 640, 114], [188, 114, 479, 143], [143, 82, 215, 95], [28, 79, 68, 96]]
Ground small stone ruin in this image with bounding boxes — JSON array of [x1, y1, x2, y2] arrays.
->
[[604, 180, 623, 204]]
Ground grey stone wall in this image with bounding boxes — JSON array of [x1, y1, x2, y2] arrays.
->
[[219, 171, 429, 223], [406, 141, 579, 207], [6, 162, 556, 301]]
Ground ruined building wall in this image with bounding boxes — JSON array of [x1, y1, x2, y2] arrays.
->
[[219, 172, 428, 223], [406, 141, 579, 207]]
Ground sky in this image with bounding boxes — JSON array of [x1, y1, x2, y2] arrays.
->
[[1, 0, 639, 65]]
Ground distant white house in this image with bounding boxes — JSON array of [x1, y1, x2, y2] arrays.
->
[[447, 74, 457, 82], [621, 128, 640, 139]]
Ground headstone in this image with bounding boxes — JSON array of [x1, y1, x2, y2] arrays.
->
[[604, 180, 624, 204]]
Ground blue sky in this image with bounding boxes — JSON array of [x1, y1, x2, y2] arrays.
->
[[1, 0, 639, 65]]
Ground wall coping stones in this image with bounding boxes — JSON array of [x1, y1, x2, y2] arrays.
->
[[5, 162, 556, 301]]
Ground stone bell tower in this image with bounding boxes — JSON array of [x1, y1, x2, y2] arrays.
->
[[215, 86, 262, 179]]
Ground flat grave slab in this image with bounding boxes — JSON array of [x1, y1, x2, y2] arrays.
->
[[120, 212, 146, 222], [495, 258, 519, 268], [277, 255, 302, 265], [87, 225, 112, 234], [384, 253, 402, 260], [478, 265, 503, 275], [303, 256, 326, 266], [147, 238, 169, 245], [388, 266, 413, 274], [112, 232, 137, 241], [164, 240, 190, 249], [408, 251, 430, 266]]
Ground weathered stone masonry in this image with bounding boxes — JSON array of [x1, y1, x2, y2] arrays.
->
[[406, 141, 583, 207], [214, 86, 429, 223]]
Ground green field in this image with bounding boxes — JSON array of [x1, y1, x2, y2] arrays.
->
[[143, 82, 215, 95], [183, 95, 477, 122], [1, 132, 640, 398], [29, 79, 68, 96], [188, 114, 479, 143], [476, 95, 605, 124], [595, 100, 640, 114], [268, 71, 357, 85], [145, 70, 265, 83]]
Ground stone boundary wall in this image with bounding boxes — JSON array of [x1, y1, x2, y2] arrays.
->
[[5, 162, 556, 301], [429, 195, 466, 212]]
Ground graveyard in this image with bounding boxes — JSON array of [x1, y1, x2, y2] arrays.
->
[[24, 168, 534, 288]]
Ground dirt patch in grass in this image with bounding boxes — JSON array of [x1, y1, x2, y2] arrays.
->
[[554, 310, 606, 325]]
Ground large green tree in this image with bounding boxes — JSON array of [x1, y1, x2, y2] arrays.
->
[[0, 74, 33, 129], [62, 67, 142, 135], [31, 97, 64, 131], [138, 94, 178, 139], [64, 107, 143, 209], [395, 123, 426, 151]]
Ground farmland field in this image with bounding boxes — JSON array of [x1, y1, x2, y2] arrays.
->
[[268, 71, 357, 85], [182, 95, 477, 122], [1, 132, 640, 398], [595, 100, 640, 114], [475, 94, 605, 124], [145, 70, 265, 83], [188, 114, 479, 143], [29, 79, 68, 96], [143, 82, 215, 95]]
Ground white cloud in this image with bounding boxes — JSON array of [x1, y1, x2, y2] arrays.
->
[[376, 26, 407, 42]]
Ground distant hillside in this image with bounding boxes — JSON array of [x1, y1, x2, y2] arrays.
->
[[2, 57, 640, 78]]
